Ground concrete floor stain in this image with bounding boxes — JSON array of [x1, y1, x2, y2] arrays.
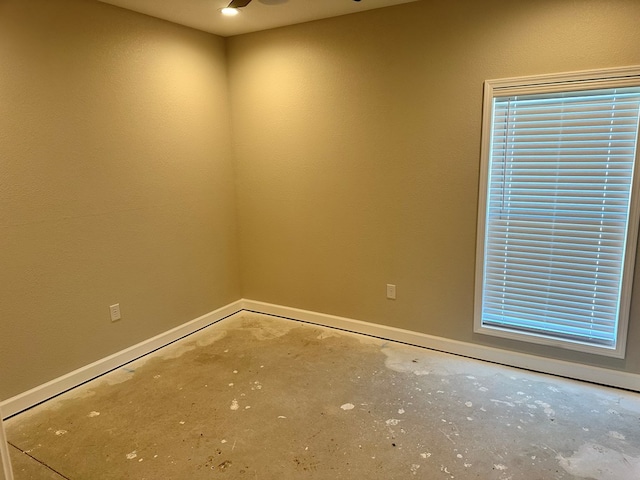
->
[[5, 312, 640, 479]]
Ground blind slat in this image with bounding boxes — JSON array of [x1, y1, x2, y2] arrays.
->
[[479, 84, 640, 350]]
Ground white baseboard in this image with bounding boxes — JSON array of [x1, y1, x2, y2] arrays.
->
[[3, 298, 638, 420], [1, 300, 244, 419], [241, 299, 640, 393]]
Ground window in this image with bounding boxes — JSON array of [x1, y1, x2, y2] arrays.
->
[[474, 66, 640, 358]]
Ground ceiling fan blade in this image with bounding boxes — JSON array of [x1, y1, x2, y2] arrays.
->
[[228, 0, 252, 8]]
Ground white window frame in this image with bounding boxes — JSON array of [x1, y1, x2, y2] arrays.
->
[[0, 407, 14, 480], [474, 66, 640, 358]]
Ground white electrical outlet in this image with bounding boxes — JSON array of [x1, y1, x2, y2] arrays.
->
[[386, 284, 396, 300], [109, 303, 121, 322]]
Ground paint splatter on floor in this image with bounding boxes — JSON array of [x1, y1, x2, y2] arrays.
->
[[557, 443, 640, 480], [5, 312, 640, 480]]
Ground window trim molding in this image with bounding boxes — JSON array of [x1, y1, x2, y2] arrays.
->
[[474, 65, 640, 359]]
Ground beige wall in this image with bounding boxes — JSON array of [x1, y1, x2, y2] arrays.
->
[[228, 0, 640, 373], [0, 0, 240, 400], [2, 0, 640, 402]]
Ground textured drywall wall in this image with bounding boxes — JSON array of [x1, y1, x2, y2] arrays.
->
[[0, 0, 240, 400], [228, 0, 640, 373]]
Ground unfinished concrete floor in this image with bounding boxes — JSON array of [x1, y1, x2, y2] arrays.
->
[[5, 312, 640, 479]]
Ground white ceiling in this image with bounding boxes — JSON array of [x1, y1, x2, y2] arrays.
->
[[98, 0, 419, 37]]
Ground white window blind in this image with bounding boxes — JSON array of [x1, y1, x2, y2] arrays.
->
[[476, 70, 640, 357]]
